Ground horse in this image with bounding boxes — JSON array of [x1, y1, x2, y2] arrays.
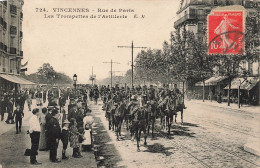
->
[[114, 101, 127, 140], [131, 104, 148, 152], [173, 93, 185, 124], [146, 100, 157, 137], [158, 95, 175, 135]]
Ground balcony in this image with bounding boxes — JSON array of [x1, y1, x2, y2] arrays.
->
[[3, 21, 7, 30], [10, 47, 16, 54], [10, 26, 17, 35], [10, 5, 17, 15], [174, 14, 206, 28], [20, 51, 23, 56], [20, 31, 23, 38]]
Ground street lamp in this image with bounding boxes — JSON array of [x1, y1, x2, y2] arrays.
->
[[73, 74, 77, 90]]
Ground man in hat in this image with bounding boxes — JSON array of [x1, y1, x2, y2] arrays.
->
[[47, 109, 62, 163], [68, 104, 78, 122], [28, 108, 41, 165]]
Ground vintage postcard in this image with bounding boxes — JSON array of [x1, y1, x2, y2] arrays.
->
[[0, 0, 259, 167]]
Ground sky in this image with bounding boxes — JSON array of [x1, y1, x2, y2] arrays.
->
[[22, 0, 180, 83]]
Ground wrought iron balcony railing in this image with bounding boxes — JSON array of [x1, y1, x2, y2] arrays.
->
[[174, 14, 206, 28]]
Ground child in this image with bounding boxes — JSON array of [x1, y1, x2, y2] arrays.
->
[[61, 120, 70, 160], [69, 118, 83, 158], [13, 105, 24, 134], [78, 127, 84, 155]]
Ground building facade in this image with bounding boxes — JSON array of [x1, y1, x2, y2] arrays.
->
[[0, 0, 23, 75], [0, 0, 33, 93], [174, 0, 259, 104], [174, 0, 259, 76]]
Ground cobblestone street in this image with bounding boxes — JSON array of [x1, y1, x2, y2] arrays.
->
[[89, 100, 260, 168]]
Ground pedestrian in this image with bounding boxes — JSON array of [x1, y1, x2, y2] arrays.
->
[[26, 91, 32, 111], [28, 108, 41, 165], [6, 98, 14, 124], [69, 118, 82, 158], [13, 104, 24, 134], [47, 109, 61, 163], [39, 107, 47, 151], [45, 107, 53, 151], [68, 104, 78, 122], [61, 119, 70, 160], [61, 106, 67, 126], [0, 95, 6, 121], [43, 89, 47, 104], [35, 90, 43, 106]]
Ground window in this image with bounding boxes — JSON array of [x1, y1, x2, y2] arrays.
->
[[198, 22, 204, 32], [10, 37, 15, 47]]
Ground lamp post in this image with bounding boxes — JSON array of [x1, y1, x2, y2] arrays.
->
[[73, 74, 77, 90]]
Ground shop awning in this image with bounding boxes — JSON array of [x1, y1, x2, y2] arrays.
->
[[195, 76, 228, 86], [0, 74, 35, 85], [224, 77, 259, 90]]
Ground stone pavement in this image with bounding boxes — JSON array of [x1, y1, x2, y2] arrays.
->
[[187, 99, 259, 114], [0, 100, 97, 168], [89, 99, 260, 168], [187, 99, 260, 157]]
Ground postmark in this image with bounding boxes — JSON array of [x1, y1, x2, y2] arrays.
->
[[208, 10, 245, 55]]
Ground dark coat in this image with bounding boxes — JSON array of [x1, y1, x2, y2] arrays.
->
[[13, 109, 24, 119], [68, 109, 77, 122], [47, 117, 61, 141]]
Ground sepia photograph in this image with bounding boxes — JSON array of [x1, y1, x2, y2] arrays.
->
[[0, 0, 259, 167]]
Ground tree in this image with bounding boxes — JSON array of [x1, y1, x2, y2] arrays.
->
[[25, 63, 73, 85]]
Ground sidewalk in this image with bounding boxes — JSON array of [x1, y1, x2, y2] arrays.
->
[[0, 99, 97, 168], [187, 99, 260, 114]]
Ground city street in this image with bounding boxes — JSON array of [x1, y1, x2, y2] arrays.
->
[[89, 100, 260, 168]]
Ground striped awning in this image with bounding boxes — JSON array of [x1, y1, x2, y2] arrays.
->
[[0, 74, 35, 85], [224, 77, 259, 90]]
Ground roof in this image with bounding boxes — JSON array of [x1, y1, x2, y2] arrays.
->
[[0, 74, 35, 85], [195, 76, 228, 86], [224, 77, 259, 90]]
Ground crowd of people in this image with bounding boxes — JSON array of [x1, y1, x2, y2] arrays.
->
[[1, 83, 185, 164], [0, 86, 94, 165]]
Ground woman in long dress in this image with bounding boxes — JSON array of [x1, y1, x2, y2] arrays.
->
[[39, 108, 47, 150]]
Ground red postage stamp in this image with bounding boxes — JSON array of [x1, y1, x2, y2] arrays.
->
[[208, 11, 244, 55]]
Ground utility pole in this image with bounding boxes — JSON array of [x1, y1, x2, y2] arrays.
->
[[91, 67, 94, 85], [118, 41, 147, 88], [103, 59, 120, 88]]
